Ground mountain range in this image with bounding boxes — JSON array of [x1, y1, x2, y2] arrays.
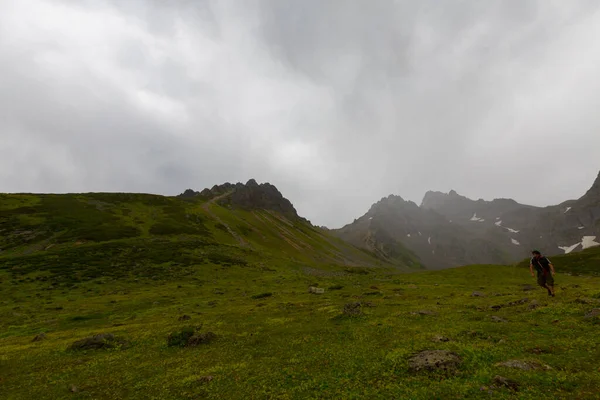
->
[[334, 170, 600, 268], [1, 171, 598, 272]]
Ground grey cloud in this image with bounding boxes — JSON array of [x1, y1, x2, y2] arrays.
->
[[1, 0, 599, 228]]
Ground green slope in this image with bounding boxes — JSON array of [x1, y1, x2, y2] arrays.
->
[[0, 192, 414, 284]]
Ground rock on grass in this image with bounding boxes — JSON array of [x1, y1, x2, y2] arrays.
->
[[585, 308, 600, 319], [68, 333, 129, 351], [492, 375, 519, 391], [495, 360, 552, 371], [491, 316, 508, 323], [343, 302, 362, 316], [411, 310, 437, 316], [32, 333, 47, 342], [408, 350, 462, 373]]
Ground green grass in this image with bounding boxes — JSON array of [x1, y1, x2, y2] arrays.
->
[[1, 192, 599, 399], [1, 262, 599, 399]]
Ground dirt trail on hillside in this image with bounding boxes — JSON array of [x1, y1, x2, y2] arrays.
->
[[202, 192, 249, 248]]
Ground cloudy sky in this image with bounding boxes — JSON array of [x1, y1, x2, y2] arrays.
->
[[1, 0, 599, 227]]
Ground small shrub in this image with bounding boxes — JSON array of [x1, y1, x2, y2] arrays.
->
[[167, 327, 196, 347], [167, 327, 216, 347], [344, 267, 369, 275], [251, 292, 273, 299]]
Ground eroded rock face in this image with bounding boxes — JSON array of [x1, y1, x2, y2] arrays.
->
[[178, 179, 300, 218], [408, 350, 462, 372]]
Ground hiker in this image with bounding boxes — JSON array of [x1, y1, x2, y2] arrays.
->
[[529, 250, 556, 297]]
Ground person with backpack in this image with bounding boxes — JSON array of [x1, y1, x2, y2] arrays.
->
[[529, 250, 556, 297]]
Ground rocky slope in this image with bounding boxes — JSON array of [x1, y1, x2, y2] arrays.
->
[[179, 179, 299, 219], [334, 170, 600, 269]]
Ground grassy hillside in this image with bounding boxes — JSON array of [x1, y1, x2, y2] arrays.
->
[[0, 192, 417, 281], [2, 193, 600, 399]]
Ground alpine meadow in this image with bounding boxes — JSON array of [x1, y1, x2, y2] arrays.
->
[[1, 181, 599, 399]]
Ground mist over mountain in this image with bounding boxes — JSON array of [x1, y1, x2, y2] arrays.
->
[[334, 170, 600, 268]]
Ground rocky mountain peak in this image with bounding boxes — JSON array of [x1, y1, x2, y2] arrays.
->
[[581, 170, 600, 200], [178, 179, 299, 219]]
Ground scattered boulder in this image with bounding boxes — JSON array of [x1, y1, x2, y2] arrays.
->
[[472, 291, 485, 297], [528, 300, 540, 310], [197, 376, 214, 383], [491, 298, 529, 310], [68, 333, 128, 351], [495, 360, 552, 371], [585, 308, 600, 319], [70, 385, 79, 393], [343, 302, 362, 316], [507, 298, 529, 306], [492, 375, 519, 391], [431, 335, 450, 343], [309, 287, 325, 294], [32, 333, 47, 342], [178, 315, 192, 321], [491, 316, 508, 323], [408, 350, 462, 373], [522, 284, 535, 291]]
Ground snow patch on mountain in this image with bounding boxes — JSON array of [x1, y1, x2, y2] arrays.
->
[[511, 239, 520, 245], [506, 228, 520, 234], [564, 207, 572, 214], [495, 220, 502, 226], [470, 213, 484, 222], [559, 243, 580, 254], [582, 236, 600, 249]]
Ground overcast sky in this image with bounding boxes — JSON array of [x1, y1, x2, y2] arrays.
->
[[1, 0, 599, 228]]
